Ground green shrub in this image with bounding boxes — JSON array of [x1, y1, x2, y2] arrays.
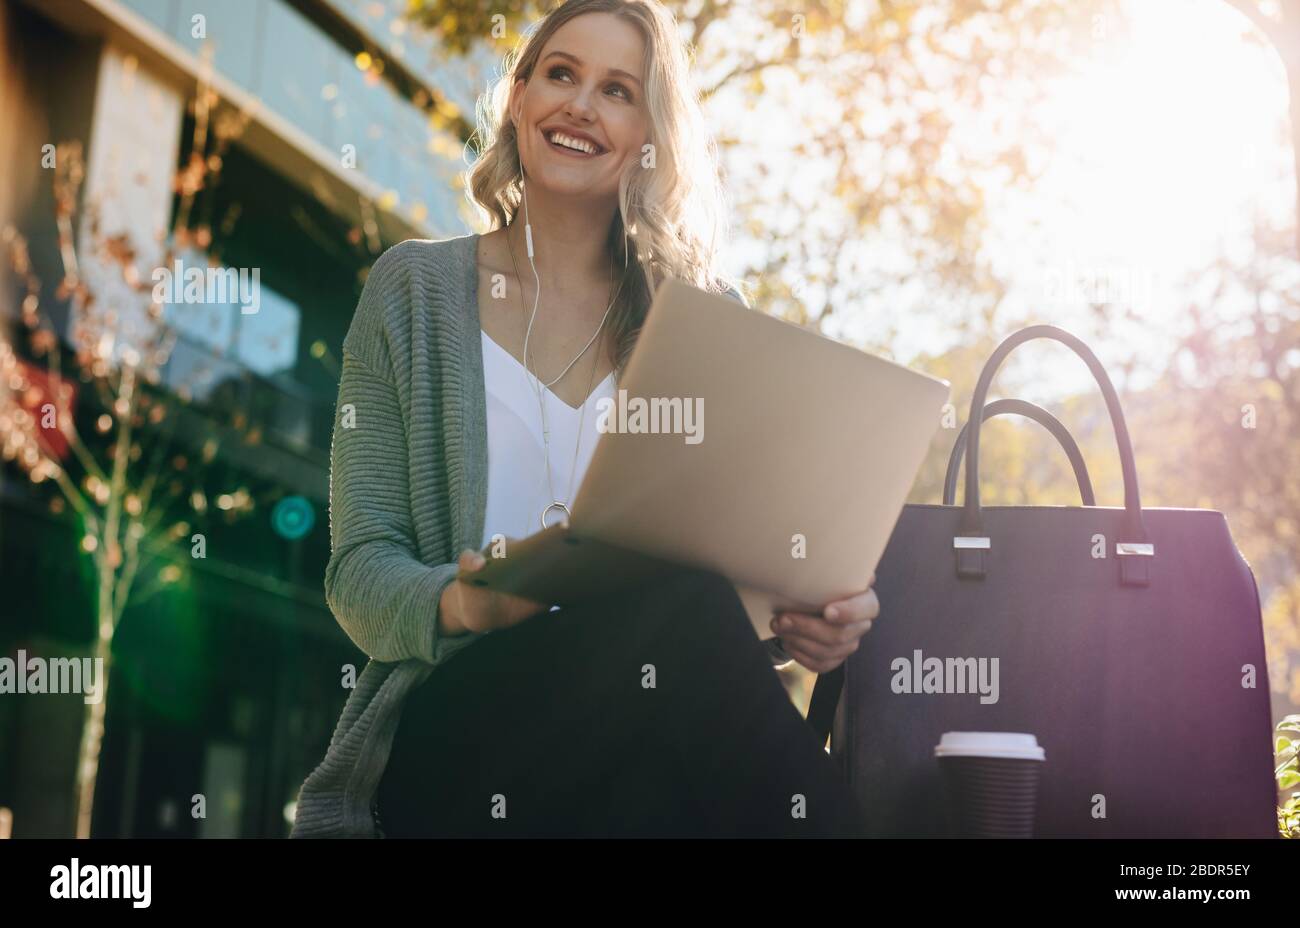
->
[[1277, 715, 1300, 838]]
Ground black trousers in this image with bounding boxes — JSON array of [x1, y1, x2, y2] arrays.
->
[[374, 566, 867, 837]]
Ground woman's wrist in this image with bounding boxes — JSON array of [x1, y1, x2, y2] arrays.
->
[[437, 582, 468, 637]]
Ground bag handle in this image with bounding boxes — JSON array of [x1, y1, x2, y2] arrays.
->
[[955, 325, 1152, 586], [810, 327, 1151, 750], [943, 398, 1096, 507], [812, 398, 1107, 747]]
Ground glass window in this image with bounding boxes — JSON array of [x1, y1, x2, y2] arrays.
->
[[162, 250, 236, 356], [258, 0, 333, 143], [161, 335, 245, 405], [233, 284, 300, 378], [169, 0, 265, 94], [119, 0, 178, 35], [333, 44, 396, 188], [161, 248, 301, 383], [370, 82, 404, 196]]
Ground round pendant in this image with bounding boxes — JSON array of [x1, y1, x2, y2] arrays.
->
[[541, 501, 572, 530]]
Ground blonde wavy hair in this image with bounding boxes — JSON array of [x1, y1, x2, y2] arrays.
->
[[465, 0, 740, 373]]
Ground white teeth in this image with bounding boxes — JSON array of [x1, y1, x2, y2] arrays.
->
[[546, 131, 598, 154]]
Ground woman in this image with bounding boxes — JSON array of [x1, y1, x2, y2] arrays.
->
[[291, 0, 878, 839]]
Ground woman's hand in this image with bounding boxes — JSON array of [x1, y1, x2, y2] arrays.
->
[[438, 547, 550, 636], [770, 573, 880, 674]]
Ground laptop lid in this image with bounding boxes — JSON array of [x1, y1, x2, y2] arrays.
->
[[569, 277, 950, 610]]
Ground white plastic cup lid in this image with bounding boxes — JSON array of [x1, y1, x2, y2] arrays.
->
[[933, 731, 1045, 761]]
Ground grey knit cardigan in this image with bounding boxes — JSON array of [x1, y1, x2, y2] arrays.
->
[[289, 232, 781, 838]]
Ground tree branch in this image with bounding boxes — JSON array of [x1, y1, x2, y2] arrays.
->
[[700, 45, 845, 101], [1221, 0, 1294, 63], [688, 0, 731, 47]]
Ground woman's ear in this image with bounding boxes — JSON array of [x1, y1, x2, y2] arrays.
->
[[509, 78, 527, 131]]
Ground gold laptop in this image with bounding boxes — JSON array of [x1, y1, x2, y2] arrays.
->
[[460, 277, 951, 639]]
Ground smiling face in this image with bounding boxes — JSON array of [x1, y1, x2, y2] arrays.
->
[[510, 12, 649, 204]]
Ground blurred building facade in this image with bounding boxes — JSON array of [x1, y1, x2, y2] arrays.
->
[[0, 0, 478, 836]]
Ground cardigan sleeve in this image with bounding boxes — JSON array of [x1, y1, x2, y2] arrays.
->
[[322, 246, 478, 665]]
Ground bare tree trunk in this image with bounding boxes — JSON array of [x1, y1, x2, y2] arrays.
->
[[73, 568, 114, 839], [1223, 0, 1300, 252]]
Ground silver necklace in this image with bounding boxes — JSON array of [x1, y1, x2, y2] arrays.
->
[[506, 226, 622, 530]]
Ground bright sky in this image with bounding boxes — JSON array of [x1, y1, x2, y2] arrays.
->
[[720, 0, 1294, 398], [985, 0, 1293, 394]]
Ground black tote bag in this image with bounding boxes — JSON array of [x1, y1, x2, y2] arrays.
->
[[811, 325, 1276, 837]]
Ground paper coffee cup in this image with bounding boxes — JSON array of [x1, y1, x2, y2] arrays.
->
[[934, 732, 1045, 838]]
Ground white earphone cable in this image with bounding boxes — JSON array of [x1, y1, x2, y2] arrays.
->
[[516, 176, 623, 528]]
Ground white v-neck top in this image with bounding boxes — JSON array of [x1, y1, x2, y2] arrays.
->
[[480, 329, 617, 552]]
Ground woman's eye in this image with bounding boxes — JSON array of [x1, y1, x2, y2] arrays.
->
[[546, 66, 633, 102]]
